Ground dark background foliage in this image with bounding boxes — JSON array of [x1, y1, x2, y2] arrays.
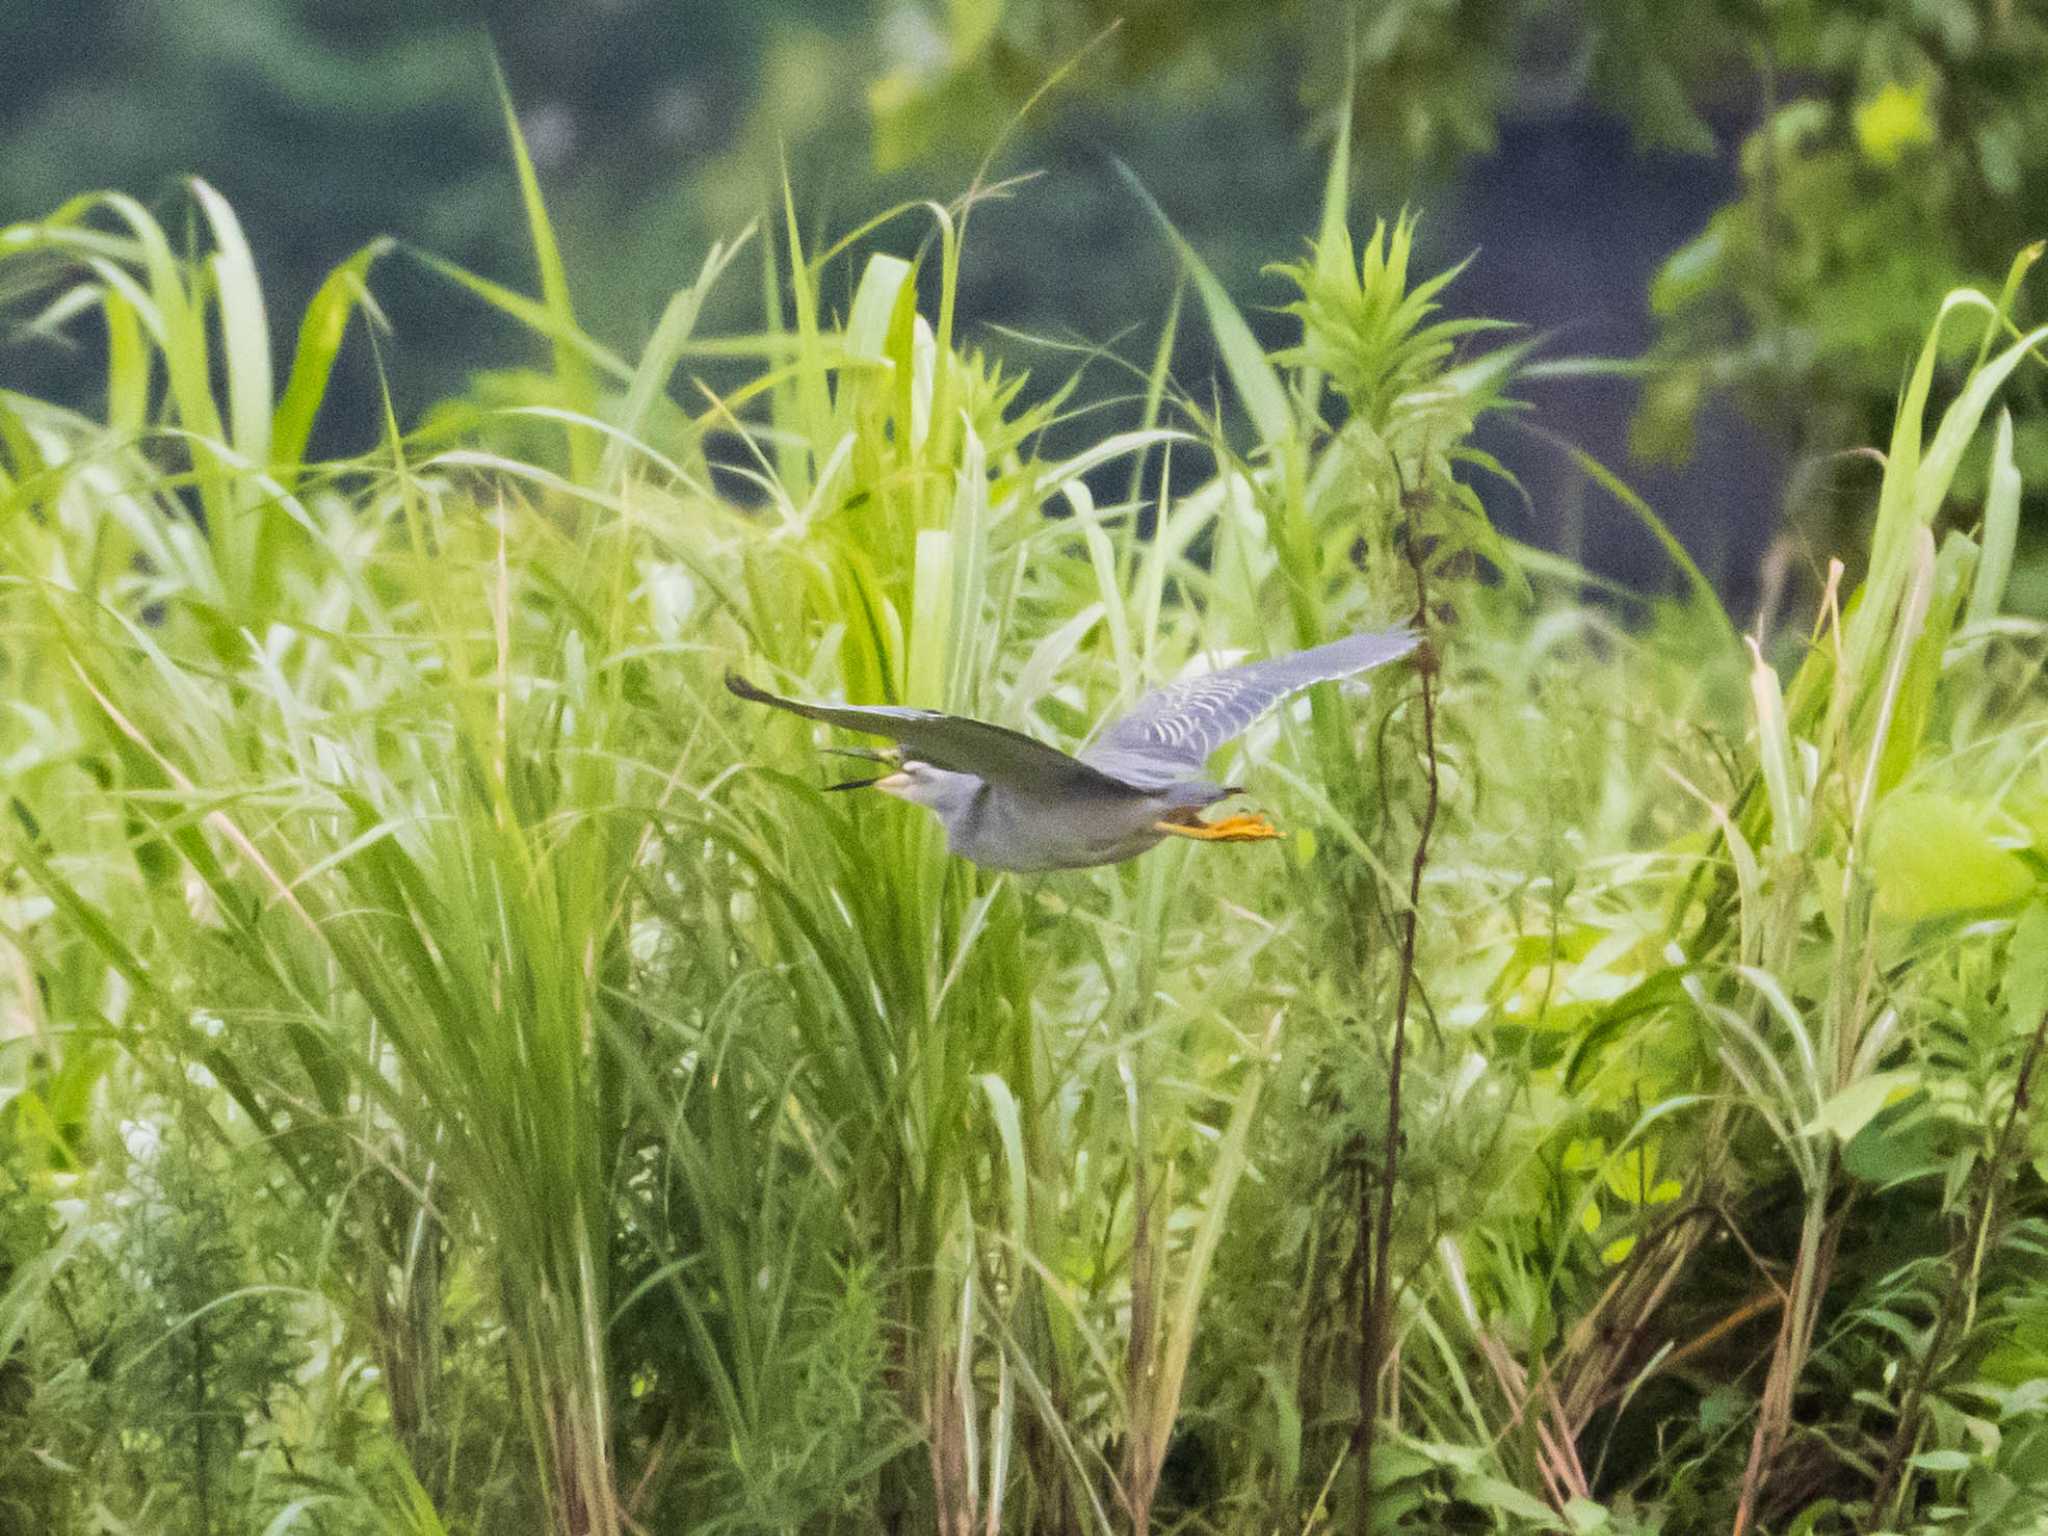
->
[[7, 1, 2042, 610]]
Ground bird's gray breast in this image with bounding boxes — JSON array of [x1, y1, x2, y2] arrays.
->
[[944, 780, 1173, 871]]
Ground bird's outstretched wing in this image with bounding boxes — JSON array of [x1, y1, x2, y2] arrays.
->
[[726, 673, 1149, 796], [1079, 626, 1419, 789]]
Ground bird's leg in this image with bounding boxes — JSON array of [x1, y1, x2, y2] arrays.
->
[[1153, 808, 1282, 843]]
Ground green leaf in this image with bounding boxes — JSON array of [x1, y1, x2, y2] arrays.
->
[[272, 236, 394, 474], [600, 226, 752, 488], [844, 251, 914, 364], [1870, 791, 2036, 921], [1965, 409, 2021, 627], [2006, 902, 2048, 1035], [1908, 1448, 1973, 1473], [1749, 638, 1806, 854], [1564, 1497, 1613, 1534], [1805, 1070, 1921, 1144], [1843, 1094, 1941, 1187], [1455, 1472, 1565, 1527], [192, 178, 273, 469], [1875, 528, 1974, 798], [491, 54, 598, 482]]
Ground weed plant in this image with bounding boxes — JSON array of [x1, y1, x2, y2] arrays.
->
[[1, 102, 2046, 1536]]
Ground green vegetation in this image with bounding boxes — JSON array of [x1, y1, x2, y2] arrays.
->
[[2, 104, 2046, 1536]]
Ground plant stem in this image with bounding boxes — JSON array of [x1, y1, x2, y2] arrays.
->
[[1357, 511, 1440, 1531]]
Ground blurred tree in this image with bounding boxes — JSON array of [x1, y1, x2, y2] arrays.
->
[[1637, 2, 2048, 528], [3, 0, 2042, 589], [865, 0, 1746, 173], [0, 0, 826, 442], [868, 0, 2048, 569]]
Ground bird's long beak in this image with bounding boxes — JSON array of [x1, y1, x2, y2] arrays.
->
[[826, 769, 913, 795], [822, 745, 903, 791]]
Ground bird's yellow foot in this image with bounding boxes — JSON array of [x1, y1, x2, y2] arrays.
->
[[1155, 812, 1282, 843]]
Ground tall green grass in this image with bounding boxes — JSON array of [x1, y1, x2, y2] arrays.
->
[[2, 114, 2046, 1536]]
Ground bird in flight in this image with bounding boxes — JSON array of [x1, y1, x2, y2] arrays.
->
[[727, 626, 1419, 871]]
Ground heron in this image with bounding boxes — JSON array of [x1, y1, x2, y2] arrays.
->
[[726, 625, 1419, 871]]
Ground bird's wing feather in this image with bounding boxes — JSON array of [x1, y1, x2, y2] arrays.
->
[[1079, 626, 1418, 788], [727, 673, 1149, 795]]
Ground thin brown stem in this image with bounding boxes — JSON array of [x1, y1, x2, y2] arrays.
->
[[1357, 514, 1441, 1530], [1733, 1186, 1844, 1536]]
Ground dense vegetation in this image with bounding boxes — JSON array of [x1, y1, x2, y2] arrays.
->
[[2, 96, 2046, 1536]]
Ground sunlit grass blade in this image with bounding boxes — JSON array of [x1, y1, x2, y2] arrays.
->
[[1964, 408, 2021, 627], [779, 163, 834, 497], [272, 236, 395, 473], [191, 179, 273, 470], [491, 55, 598, 482]]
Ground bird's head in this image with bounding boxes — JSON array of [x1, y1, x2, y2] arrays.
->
[[828, 758, 980, 819], [873, 760, 981, 816]]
